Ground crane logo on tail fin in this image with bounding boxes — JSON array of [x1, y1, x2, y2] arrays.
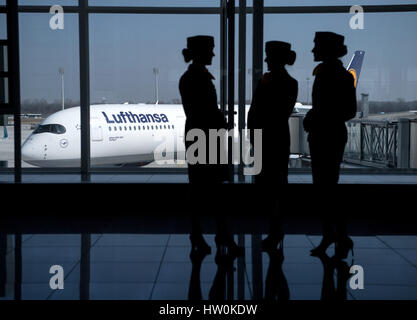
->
[[348, 68, 358, 87]]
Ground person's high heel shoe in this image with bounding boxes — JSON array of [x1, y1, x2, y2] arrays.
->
[[335, 236, 354, 260], [190, 233, 211, 256], [310, 233, 336, 256]]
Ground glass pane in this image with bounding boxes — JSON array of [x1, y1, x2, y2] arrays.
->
[[263, 0, 417, 6], [0, 14, 6, 40], [0, 76, 7, 103], [265, 12, 417, 170], [18, 0, 77, 5], [89, 0, 220, 7], [19, 13, 80, 169], [89, 14, 219, 170], [1, 45, 7, 72], [230, 12, 252, 172], [265, 12, 417, 105], [0, 114, 13, 173]]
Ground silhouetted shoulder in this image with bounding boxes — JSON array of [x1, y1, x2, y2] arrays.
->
[[180, 65, 208, 87], [179, 65, 215, 101], [289, 75, 298, 87], [179, 67, 202, 88], [179, 67, 193, 86], [179, 70, 190, 90], [284, 73, 298, 99]]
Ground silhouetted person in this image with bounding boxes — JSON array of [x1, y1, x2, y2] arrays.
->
[[248, 41, 297, 252], [305, 32, 356, 258], [179, 35, 228, 184], [248, 41, 298, 185], [264, 245, 290, 301], [303, 32, 357, 184], [180, 36, 243, 268]]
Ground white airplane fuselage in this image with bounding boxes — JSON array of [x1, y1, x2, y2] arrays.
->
[[22, 104, 187, 167]]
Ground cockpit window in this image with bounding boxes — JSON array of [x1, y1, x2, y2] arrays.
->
[[33, 124, 66, 135]]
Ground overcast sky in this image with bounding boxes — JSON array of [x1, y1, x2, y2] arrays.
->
[[13, 1, 417, 104]]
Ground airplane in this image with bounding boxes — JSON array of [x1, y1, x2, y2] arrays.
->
[[22, 104, 187, 167], [21, 50, 364, 168]]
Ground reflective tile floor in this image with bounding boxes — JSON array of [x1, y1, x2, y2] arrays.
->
[[1, 234, 417, 300]]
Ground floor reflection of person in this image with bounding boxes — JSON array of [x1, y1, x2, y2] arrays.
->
[[264, 245, 290, 301], [188, 232, 243, 301], [188, 240, 210, 301], [0, 234, 6, 298], [316, 252, 350, 301], [208, 246, 239, 301]]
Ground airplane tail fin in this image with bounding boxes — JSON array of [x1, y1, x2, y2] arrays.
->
[[346, 50, 365, 87]]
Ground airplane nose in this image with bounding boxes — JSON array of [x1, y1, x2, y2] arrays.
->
[[22, 139, 42, 161]]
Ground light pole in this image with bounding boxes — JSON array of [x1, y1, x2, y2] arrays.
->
[[59, 67, 65, 110], [153, 68, 159, 104]]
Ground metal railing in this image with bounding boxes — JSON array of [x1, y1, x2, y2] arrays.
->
[[345, 119, 398, 168]]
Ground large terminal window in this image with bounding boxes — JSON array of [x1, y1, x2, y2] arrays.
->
[[88, 9, 220, 170], [265, 11, 417, 105], [0, 9, 11, 176], [264, 5, 417, 171], [89, 0, 218, 6], [1, 1, 416, 182]]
